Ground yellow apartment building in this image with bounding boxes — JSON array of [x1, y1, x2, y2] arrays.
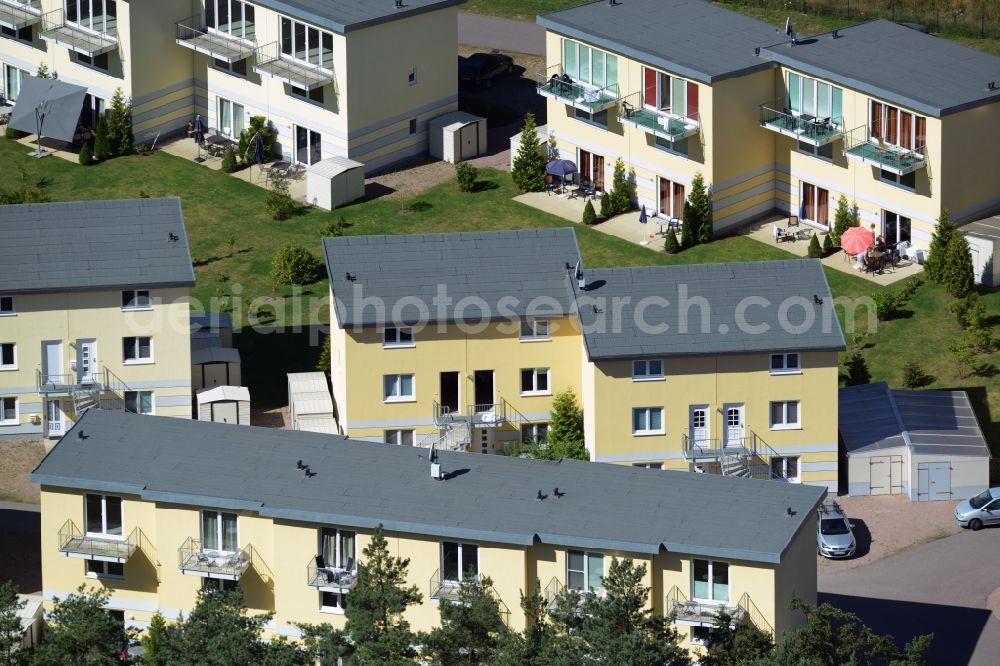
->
[[535, 0, 1000, 247], [323, 229, 844, 490], [1, 0, 463, 171], [0, 198, 195, 438], [31, 409, 826, 654]]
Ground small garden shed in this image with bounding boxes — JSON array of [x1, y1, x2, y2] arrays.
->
[[306, 156, 365, 211], [196, 386, 251, 425], [191, 346, 242, 391], [429, 111, 487, 163], [839, 383, 990, 501], [961, 216, 1000, 287], [287, 372, 338, 434]]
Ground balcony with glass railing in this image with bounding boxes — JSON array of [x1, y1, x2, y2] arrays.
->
[[175, 14, 254, 63], [253, 41, 334, 91], [39, 8, 117, 57], [177, 536, 253, 580], [618, 92, 699, 143], [536, 64, 618, 113], [57, 519, 138, 563], [306, 557, 358, 592], [0, 0, 41, 31], [842, 125, 926, 176], [759, 102, 841, 147]]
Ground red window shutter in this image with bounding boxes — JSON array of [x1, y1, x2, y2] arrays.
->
[[644, 68, 656, 106], [687, 81, 699, 117]]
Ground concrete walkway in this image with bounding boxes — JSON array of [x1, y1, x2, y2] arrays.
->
[[458, 12, 545, 55]]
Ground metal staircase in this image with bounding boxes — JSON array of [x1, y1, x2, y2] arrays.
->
[[420, 398, 528, 453], [63, 367, 130, 418]]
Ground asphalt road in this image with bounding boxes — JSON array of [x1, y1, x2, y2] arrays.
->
[[458, 11, 545, 55], [819, 526, 1000, 665]]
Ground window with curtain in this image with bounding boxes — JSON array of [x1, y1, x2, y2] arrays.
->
[[566, 549, 604, 591], [800, 183, 829, 225], [692, 559, 729, 602], [562, 39, 617, 90], [201, 510, 238, 552], [870, 101, 925, 152], [5, 65, 25, 102], [320, 528, 356, 570], [641, 67, 698, 117]]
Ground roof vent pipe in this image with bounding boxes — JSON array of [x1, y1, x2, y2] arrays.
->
[[832, 29, 840, 39]]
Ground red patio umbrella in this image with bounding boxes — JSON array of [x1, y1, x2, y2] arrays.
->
[[840, 227, 874, 255]]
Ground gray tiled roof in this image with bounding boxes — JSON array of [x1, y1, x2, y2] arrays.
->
[[254, 0, 464, 34], [572, 259, 845, 359], [32, 410, 825, 563], [537, 0, 782, 84], [841, 383, 991, 457], [761, 20, 1000, 117], [0, 198, 195, 294], [323, 229, 583, 327]]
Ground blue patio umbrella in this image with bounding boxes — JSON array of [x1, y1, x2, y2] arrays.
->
[[639, 204, 648, 224], [545, 159, 577, 178]]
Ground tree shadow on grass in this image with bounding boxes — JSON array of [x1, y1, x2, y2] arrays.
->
[[472, 180, 500, 193]]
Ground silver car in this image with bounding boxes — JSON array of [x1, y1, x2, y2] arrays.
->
[[954, 487, 1000, 531], [817, 500, 856, 559]]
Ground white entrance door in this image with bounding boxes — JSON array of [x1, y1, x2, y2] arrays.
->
[[724, 404, 744, 448], [689, 406, 709, 446], [45, 400, 64, 437], [42, 341, 62, 384], [77, 340, 97, 383]]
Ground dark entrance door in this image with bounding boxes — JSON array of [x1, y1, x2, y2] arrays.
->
[[440, 371, 459, 414], [473, 370, 493, 411]]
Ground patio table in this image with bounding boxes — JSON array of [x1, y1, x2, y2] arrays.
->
[[267, 160, 292, 184]]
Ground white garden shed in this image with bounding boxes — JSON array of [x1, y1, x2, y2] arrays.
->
[[961, 216, 1000, 287], [839, 383, 990, 501], [307, 156, 365, 211], [429, 111, 487, 163], [287, 372, 338, 434], [191, 346, 242, 391], [196, 386, 251, 425]]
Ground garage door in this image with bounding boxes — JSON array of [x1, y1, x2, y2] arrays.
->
[[917, 461, 952, 501], [211, 401, 239, 424], [869, 455, 904, 495]]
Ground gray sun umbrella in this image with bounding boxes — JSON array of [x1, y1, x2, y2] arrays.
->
[[8, 76, 87, 145]]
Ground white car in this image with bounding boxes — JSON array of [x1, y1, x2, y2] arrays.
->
[[817, 499, 857, 559]]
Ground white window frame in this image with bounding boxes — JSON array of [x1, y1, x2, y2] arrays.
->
[[216, 97, 245, 138], [796, 139, 834, 162], [786, 72, 843, 128], [213, 57, 248, 77], [4, 65, 26, 102], [320, 590, 347, 614], [1, 22, 32, 45], [201, 510, 239, 555], [383, 374, 415, 402], [86, 560, 124, 579], [123, 390, 154, 415], [869, 100, 925, 156], [202, 577, 239, 593], [521, 422, 549, 443], [204, 0, 256, 41], [121, 289, 152, 311], [691, 558, 729, 603], [879, 168, 917, 191], [85, 493, 124, 539], [770, 456, 801, 483], [631, 359, 663, 381], [383, 327, 414, 348], [383, 429, 414, 446], [566, 549, 604, 592], [632, 462, 662, 469], [441, 541, 479, 585], [632, 407, 664, 436], [319, 526, 356, 571], [769, 353, 800, 375], [520, 368, 550, 396], [0, 343, 16, 370], [122, 336, 153, 364], [64, 0, 117, 35], [279, 15, 333, 71], [0, 295, 14, 316], [561, 39, 617, 90], [769, 400, 801, 430], [0, 397, 17, 426], [690, 626, 711, 646], [519, 319, 550, 341]]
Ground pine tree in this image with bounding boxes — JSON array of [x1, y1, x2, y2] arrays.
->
[[424, 575, 507, 665], [511, 113, 547, 193], [681, 216, 696, 247], [582, 199, 596, 225], [316, 334, 332, 374], [106, 87, 133, 157], [832, 195, 853, 244], [686, 172, 713, 244], [141, 612, 169, 666], [807, 233, 823, 258], [941, 233, 975, 298], [494, 582, 563, 666], [577, 559, 689, 666], [699, 609, 774, 666], [842, 351, 871, 387], [93, 115, 110, 161], [0, 580, 26, 666], [664, 227, 680, 253], [78, 141, 93, 166], [344, 525, 422, 664], [28, 585, 129, 665], [606, 158, 632, 215], [544, 388, 587, 461], [924, 210, 956, 283], [36, 63, 52, 79], [822, 233, 833, 255]]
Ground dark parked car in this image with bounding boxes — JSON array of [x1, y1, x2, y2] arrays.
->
[[458, 52, 514, 87]]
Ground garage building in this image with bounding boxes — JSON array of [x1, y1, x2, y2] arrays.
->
[[839, 383, 991, 501]]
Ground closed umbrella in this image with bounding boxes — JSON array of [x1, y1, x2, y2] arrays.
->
[[639, 205, 648, 225], [254, 133, 264, 165], [193, 114, 204, 163], [840, 227, 874, 255]]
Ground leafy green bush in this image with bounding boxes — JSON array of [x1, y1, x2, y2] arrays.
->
[[455, 161, 477, 192], [582, 199, 596, 225], [902, 360, 930, 388], [807, 234, 823, 258], [265, 173, 297, 220], [238, 116, 275, 164], [871, 289, 900, 321], [221, 147, 238, 173], [271, 244, 321, 287], [78, 142, 93, 166], [664, 227, 680, 253]]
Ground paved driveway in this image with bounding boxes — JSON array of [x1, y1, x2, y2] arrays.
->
[[819, 527, 1000, 665]]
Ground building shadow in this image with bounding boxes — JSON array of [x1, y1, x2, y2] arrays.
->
[[234, 327, 327, 410], [0, 508, 41, 593], [818, 592, 990, 664]]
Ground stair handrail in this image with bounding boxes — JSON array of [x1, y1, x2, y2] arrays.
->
[[748, 431, 786, 480], [737, 591, 773, 635], [500, 397, 529, 427]]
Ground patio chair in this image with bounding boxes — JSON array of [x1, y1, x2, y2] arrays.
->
[[545, 175, 557, 196], [787, 214, 800, 229]]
